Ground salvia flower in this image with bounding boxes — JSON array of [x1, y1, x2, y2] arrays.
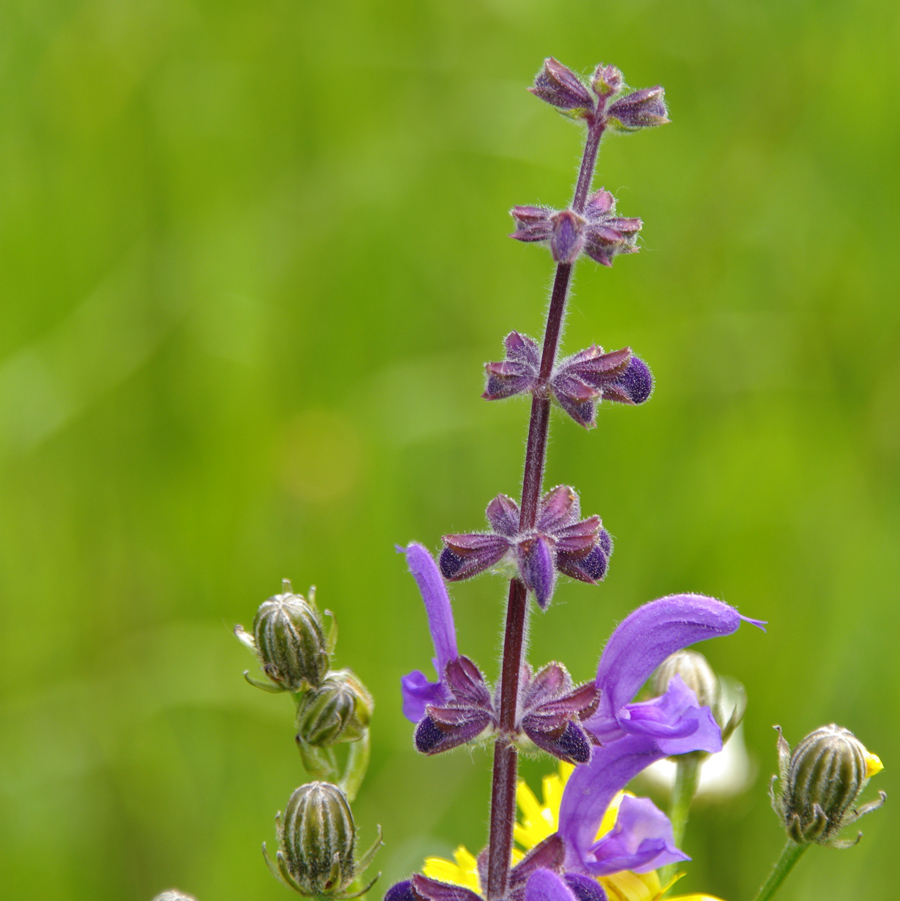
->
[[440, 485, 612, 609], [770, 724, 886, 847], [652, 649, 746, 760], [399, 544, 497, 754], [528, 60, 669, 136], [510, 188, 642, 267], [483, 332, 541, 401], [235, 580, 331, 693], [561, 595, 765, 874], [606, 87, 670, 133], [264, 781, 381, 898]]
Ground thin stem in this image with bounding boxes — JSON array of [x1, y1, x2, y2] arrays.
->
[[340, 730, 371, 803], [484, 113, 606, 901], [659, 756, 701, 889], [751, 840, 808, 901]]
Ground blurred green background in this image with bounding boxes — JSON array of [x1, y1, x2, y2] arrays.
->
[[2, 0, 898, 898]]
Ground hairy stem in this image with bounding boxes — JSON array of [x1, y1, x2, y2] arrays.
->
[[751, 840, 807, 901], [485, 114, 606, 901]]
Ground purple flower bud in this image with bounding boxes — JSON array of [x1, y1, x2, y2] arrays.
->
[[441, 486, 611, 608], [551, 346, 652, 428], [517, 535, 557, 609], [607, 86, 670, 132], [518, 662, 599, 764], [591, 63, 624, 98], [510, 206, 554, 243], [439, 532, 511, 581], [529, 58, 594, 116], [549, 210, 586, 264], [483, 331, 541, 401]]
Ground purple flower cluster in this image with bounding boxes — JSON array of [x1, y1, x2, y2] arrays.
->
[[510, 189, 642, 267], [396, 546, 764, 897], [439, 486, 611, 609], [483, 332, 653, 429]]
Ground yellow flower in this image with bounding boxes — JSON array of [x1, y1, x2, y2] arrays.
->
[[423, 762, 724, 901]]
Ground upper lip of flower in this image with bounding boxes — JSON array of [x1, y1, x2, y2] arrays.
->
[[557, 595, 765, 873]]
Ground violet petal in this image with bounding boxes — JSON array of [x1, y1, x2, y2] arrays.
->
[[402, 543, 458, 673], [401, 669, 451, 724], [585, 594, 765, 743], [618, 674, 722, 756], [586, 795, 686, 876], [558, 732, 670, 870]]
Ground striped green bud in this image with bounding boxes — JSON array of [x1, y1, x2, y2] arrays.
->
[[296, 670, 373, 748], [772, 724, 885, 847], [281, 782, 357, 895], [236, 580, 329, 692]]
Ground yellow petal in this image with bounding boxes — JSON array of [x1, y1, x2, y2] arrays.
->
[[865, 751, 884, 778]]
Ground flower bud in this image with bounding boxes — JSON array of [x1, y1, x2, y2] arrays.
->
[[529, 58, 594, 117], [235, 580, 330, 692], [591, 63, 623, 97], [265, 782, 382, 897], [296, 669, 373, 748], [606, 87, 670, 132], [771, 724, 886, 847]]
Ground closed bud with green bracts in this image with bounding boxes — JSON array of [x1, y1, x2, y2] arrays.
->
[[264, 782, 382, 898], [296, 669, 374, 748], [770, 724, 886, 847], [235, 580, 330, 692]]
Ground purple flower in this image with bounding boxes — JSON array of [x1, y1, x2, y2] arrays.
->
[[399, 543, 459, 723], [399, 544, 496, 753], [510, 189, 642, 267], [557, 594, 765, 874], [440, 486, 611, 609]]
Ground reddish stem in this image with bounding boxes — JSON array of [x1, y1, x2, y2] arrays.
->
[[485, 113, 606, 901]]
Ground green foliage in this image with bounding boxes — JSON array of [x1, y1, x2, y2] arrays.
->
[[0, 1, 896, 899]]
